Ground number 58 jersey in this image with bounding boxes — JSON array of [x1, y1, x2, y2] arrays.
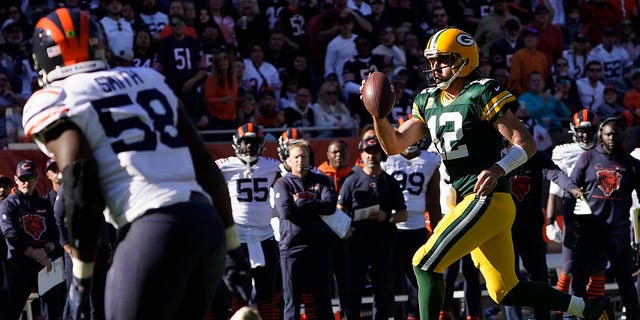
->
[[23, 67, 207, 228]]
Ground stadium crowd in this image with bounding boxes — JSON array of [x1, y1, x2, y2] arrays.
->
[[0, 0, 640, 319]]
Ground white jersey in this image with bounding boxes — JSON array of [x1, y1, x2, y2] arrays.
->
[[549, 142, 587, 196], [587, 44, 633, 84], [382, 151, 441, 230], [632, 148, 640, 210], [23, 67, 206, 228], [215, 156, 280, 239]]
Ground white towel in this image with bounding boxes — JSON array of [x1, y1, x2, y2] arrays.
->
[[247, 242, 265, 268]]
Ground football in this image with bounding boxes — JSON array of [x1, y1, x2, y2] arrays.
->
[[361, 71, 396, 119]]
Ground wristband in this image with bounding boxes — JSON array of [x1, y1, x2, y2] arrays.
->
[[225, 226, 241, 251], [495, 144, 528, 175], [71, 257, 95, 279]]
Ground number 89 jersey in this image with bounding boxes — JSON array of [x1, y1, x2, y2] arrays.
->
[[382, 151, 441, 230], [215, 156, 281, 227], [23, 67, 206, 228], [411, 78, 517, 199]]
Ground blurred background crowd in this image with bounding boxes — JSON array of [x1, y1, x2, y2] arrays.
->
[[0, 0, 639, 147]]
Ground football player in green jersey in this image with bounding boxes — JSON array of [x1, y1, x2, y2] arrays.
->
[[363, 28, 614, 320]]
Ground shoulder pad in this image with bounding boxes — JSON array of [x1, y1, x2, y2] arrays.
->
[[22, 87, 68, 138]]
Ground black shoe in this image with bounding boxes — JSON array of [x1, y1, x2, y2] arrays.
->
[[582, 296, 614, 320]]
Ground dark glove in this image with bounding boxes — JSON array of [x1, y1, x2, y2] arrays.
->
[[222, 247, 252, 301], [64, 276, 92, 320]]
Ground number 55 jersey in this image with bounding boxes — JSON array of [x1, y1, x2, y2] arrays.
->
[[23, 67, 206, 228]]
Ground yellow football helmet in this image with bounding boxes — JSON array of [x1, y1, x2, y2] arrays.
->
[[423, 28, 479, 89]]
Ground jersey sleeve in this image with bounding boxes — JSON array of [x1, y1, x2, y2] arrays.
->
[[411, 88, 435, 124], [475, 78, 518, 123]]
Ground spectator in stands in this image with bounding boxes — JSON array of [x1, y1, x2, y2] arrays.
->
[[201, 21, 227, 69], [527, 4, 563, 71], [587, 27, 634, 91], [5, 6, 32, 41], [365, 0, 391, 41], [595, 85, 632, 125], [284, 54, 313, 93], [279, 75, 300, 110], [508, 27, 548, 97], [0, 16, 30, 91], [138, 0, 169, 39], [475, 0, 519, 58], [580, 0, 624, 45], [401, 31, 425, 90], [419, 5, 454, 46], [121, 1, 137, 26], [620, 19, 640, 63], [256, 89, 285, 129], [0, 69, 25, 144], [154, 14, 208, 122], [493, 67, 510, 88], [552, 57, 570, 83], [277, 0, 314, 54], [372, 25, 407, 74], [235, 0, 270, 57], [158, 0, 198, 40], [388, 75, 413, 124], [265, 29, 295, 76], [42, 158, 60, 208], [100, 0, 134, 65], [196, 7, 214, 36], [576, 60, 606, 112], [623, 68, 640, 125], [518, 71, 570, 132], [204, 49, 238, 132], [554, 74, 583, 115], [132, 28, 155, 68], [563, 34, 590, 80], [183, 1, 197, 29], [243, 40, 281, 100], [237, 91, 258, 125], [347, 0, 372, 16], [284, 87, 315, 130], [312, 80, 354, 137], [209, 0, 238, 48], [489, 17, 522, 72], [324, 14, 358, 86]]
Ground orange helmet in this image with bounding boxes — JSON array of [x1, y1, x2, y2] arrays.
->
[[32, 8, 108, 86]]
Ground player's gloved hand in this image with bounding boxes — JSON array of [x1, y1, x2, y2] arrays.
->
[[64, 276, 92, 320], [223, 247, 252, 301], [545, 222, 563, 243]]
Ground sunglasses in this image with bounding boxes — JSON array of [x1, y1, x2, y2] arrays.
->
[[325, 91, 337, 95], [588, 68, 602, 72], [18, 175, 37, 183], [171, 20, 185, 26]]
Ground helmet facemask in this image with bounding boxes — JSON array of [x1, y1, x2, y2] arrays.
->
[[233, 136, 263, 164], [570, 125, 598, 150], [423, 53, 467, 90]]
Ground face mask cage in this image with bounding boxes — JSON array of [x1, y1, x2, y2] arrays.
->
[[422, 53, 465, 89]]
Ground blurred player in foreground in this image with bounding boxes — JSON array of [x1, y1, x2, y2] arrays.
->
[[23, 8, 248, 320]]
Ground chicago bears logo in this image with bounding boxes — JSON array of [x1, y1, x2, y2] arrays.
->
[[22, 214, 47, 240], [596, 169, 621, 196], [509, 175, 530, 202]]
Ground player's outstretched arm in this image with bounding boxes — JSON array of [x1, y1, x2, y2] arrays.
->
[[176, 102, 233, 229], [373, 117, 427, 155]]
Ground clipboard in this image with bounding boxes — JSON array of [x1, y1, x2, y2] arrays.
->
[[352, 205, 380, 221], [38, 257, 65, 296], [321, 208, 351, 239]]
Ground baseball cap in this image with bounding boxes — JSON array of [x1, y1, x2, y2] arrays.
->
[[45, 158, 57, 171], [16, 160, 37, 179], [522, 27, 539, 37], [359, 137, 383, 152], [604, 84, 617, 93], [1, 19, 18, 33]]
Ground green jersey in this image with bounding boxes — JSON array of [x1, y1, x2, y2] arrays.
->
[[411, 78, 518, 200]]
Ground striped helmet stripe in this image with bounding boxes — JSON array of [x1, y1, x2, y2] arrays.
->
[[418, 195, 489, 271], [426, 29, 447, 52]]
